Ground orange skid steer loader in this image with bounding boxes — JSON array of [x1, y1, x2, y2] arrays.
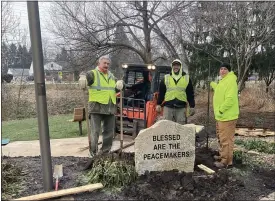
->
[[115, 63, 171, 138]]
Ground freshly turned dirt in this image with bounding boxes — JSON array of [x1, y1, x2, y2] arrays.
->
[[3, 148, 275, 201], [121, 148, 275, 201], [1, 156, 88, 198], [123, 169, 240, 201], [122, 167, 275, 201]]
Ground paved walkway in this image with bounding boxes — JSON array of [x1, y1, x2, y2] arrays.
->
[[2, 135, 134, 157], [2, 124, 204, 158]]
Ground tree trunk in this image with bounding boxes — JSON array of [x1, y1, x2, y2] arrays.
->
[[237, 64, 250, 92], [238, 78, 246, 93], [266, 86, 269, 93], [142, 1, 152, 63]]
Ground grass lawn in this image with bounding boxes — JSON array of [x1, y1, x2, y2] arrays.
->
[[1, 114, 87, 141]]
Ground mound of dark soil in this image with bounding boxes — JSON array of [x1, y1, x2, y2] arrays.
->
[[3, 148, 274, 200], [2, 156, 87, 198], [122, 169, 243, 201], [251, 167, 275, 189]]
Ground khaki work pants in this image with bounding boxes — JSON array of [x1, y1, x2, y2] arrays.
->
[[216, 119, 237, 165], [163, 106, 186, 125]]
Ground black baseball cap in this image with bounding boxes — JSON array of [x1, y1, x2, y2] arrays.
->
[[219, 63, 231, 71]]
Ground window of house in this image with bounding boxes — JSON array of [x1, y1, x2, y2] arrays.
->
[[45, 70, 50, 76]]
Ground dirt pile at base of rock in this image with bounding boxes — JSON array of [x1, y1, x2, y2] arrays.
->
[[122, 169, 244, 201]]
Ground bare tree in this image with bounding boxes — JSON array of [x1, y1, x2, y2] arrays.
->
[[1, 2, 20, 78], [161, 2, 207, 72], [1, 2, 20, 42], [48, 1, 189, 66], [262, 67, 275, 93], [253, 43, 275, 93], [199, 2, 275, 91], [164, 2, 275, 90]]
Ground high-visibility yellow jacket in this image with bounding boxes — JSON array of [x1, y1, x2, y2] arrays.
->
[[164, 74, 189, 102], [88, 69, 116, 104], [210, 71, 239, 121]]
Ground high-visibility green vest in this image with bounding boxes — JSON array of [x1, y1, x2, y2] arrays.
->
[[164, 74, 189, 102], [89, 69, 116, 104]]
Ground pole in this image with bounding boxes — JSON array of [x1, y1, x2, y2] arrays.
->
[[119, 89, 124, 156], [206, 57, 211, 150], [27, 2, 53, 191], [83, 89, 91, 150]]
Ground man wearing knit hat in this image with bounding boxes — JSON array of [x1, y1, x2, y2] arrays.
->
[[156, 59, 195, 124], [210, 63, 239, 168]]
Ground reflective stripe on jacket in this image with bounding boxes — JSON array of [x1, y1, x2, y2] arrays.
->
[[164, 74, 189, 102], [88, 69, 116, 104]]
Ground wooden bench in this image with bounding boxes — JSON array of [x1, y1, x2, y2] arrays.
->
[[71, 107, 86, 136]]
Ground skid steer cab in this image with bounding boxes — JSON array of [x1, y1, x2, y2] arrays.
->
[[115, 63, 171, 138]]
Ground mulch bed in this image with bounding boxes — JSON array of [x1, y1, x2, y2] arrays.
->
[[2, 147, 275, 200]]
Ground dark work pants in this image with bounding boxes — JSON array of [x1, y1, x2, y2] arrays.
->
[[89, 113, 115, 156], [163, 106, 186, 125]]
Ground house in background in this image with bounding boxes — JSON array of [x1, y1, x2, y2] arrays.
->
[[7, 68, 30, 81], [44, 61, 63, 72], [55, 61, 75, 82], [29, 61, 75, 82]]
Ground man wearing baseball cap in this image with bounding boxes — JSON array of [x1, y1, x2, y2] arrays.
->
[[156, 59, 195, 124], [210, 63, 239, 168]]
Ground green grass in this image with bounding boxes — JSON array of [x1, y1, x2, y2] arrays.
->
[[1, 114, 87, 141], [235, 139, 275, 154]]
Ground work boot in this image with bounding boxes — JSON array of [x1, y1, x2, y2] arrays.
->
[[213, 155, 221, 161], [214, 161, 226, 169], [82, 158, 94, 171], [82, 152, 99, 171], [226, 164, 233, 169]]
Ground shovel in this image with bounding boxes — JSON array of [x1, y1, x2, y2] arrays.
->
[[83, 88, 91, 151], [53, 164, 63, 191], [119, 89, 124, 157]]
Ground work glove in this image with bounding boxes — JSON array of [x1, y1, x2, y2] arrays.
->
[[78, 74, 87, 89], [116, 80, 124, 90], [156, 105, 162, 113], [189, 108, 195, 116]]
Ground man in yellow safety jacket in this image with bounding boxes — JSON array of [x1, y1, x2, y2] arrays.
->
[[210, 63, 239, 169], [156, 59, 195, 124], [78, 55, 123, 165]]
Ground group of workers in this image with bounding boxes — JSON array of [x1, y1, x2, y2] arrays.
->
[[78, 55, 239, 170]]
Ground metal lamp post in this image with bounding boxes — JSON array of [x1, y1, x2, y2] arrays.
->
[[27, 1, 53, 191]]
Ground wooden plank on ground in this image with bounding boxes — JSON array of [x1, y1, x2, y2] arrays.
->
[[235, 128, 275, 137], [14, 183, 103, 201], [197, 164, 215, 174]]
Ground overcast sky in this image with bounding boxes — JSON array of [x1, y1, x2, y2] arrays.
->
[[11, 2, 57, 51]]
